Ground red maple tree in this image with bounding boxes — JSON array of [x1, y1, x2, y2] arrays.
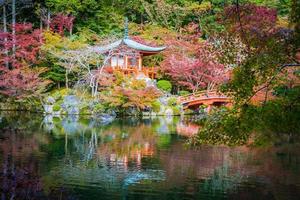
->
[[223, 4, 277, 44], [0, 67, 50, 99], [0, 23, 42, 69], [162, 42, 226, 92], [159, 23, 226, 92], [0, 23, 49, 98], [50, 13, 75, 35]]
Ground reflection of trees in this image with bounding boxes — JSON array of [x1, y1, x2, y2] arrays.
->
[[0, 129, 47, 199], [176, 122, 200, 137], [40, 117, 168, 194], [1, 113, 300, 199]]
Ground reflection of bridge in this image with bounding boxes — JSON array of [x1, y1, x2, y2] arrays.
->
[[178, 90, 232, 111]]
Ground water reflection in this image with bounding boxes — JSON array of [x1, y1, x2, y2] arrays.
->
[[0, 112, 299, 199]]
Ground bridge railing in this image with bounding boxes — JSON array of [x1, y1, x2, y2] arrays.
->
[[178, 90, 230, 103]]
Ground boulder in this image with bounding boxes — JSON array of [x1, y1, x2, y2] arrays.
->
[[165, 108, 173, 116], [136, 73, 156, 87], [62, 95, 80, 115], [46, 96, 55, 105], [43, 105, 53, 114]]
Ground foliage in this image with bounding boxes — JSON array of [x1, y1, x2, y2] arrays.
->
[[290, 0, 300, 52], [99, 72, 162, 113], [167, 97, 177, 107], [162, 40, 226, 92], [219, 3, 293, 105], [50, 13, 75, 35], [190, 83, 300, 146], [0, 66, 51, 99], [157, 80, 172, 93], [172, 105, 181, 115], [151, 100, 161, 113], [0, 23, 42, 69], [52, 103, 61, 111]]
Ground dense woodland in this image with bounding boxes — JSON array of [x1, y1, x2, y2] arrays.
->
[[0, 0, 299, 145]]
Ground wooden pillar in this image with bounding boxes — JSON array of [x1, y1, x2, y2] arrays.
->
[[138, 55, 142, 71], [125, 56, 128, 69], [152, 66, 154, 79]]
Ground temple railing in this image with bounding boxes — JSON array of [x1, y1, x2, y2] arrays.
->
[[113, 66, 158, 79]]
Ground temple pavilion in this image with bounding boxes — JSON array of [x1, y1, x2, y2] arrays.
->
[[92, 19, 166, 79]]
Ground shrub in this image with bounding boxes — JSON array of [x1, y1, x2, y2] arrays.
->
[[93, 103, 106, 113], [53, 104, 61, 111], [168, 97, 177, 106], [151, 100, 161, 113], [172, 106, 181, 115], [184, 109, 194, 115], [157, 80, 172, 93], [80, 102, 91, 114]]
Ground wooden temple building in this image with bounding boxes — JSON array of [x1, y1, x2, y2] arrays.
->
[[92, 19, 166, 79]]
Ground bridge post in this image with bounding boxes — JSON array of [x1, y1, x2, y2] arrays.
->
[[206, 104, 213, 113]]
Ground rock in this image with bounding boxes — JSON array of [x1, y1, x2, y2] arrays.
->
[[165, 108, 173, 116], [142, 111, 151, 116], [63, 95, 79, 106], [159, 96, 169, 106], [46, 96, 55, 105], [93, 110, 116, 125], [43, 105, 53, 114], [98, 113, 116, 124], [42, 115, 54, 131], [126, 107, 140, 116], [136, 73, 156, 87], [62, 95, 80, 115]]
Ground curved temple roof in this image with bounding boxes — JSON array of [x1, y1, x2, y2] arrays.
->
[[91, 38, 166, 56]]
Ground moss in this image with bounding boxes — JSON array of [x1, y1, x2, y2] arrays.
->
[[179, 90, 190, 96], [157, 80, 172, 93]]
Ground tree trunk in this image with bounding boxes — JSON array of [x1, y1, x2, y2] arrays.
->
[[12, 0, 16, 65], [65, 70, 69, 89], [70, 24, 73, 36], [3, 4, 9, 69], [47, 10, 50, 30], [40, 8, 43, 31]]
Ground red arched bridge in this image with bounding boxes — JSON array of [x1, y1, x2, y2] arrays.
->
[[178, 90, 232, 112]]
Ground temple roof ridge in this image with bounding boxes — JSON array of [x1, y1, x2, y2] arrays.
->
[[91, 37, 166, 55], [91, 18, 166, 55]]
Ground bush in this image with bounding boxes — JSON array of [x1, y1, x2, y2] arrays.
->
[[168, 97, 177, 106], [157, 80, 172, 93], [80, 102, 91, 114], [53, 104, 61, 111], [151, 100, 161, 113], [93, 103, 106, 113], [172, 106, 181, 115]]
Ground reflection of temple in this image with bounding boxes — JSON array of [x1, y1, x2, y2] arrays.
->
[[92, 19, 166, 79]]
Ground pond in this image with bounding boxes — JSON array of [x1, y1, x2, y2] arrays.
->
[[0, 112, 300, 200]]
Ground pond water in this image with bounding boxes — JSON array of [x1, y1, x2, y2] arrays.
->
[[0, 112, 300, 200]]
